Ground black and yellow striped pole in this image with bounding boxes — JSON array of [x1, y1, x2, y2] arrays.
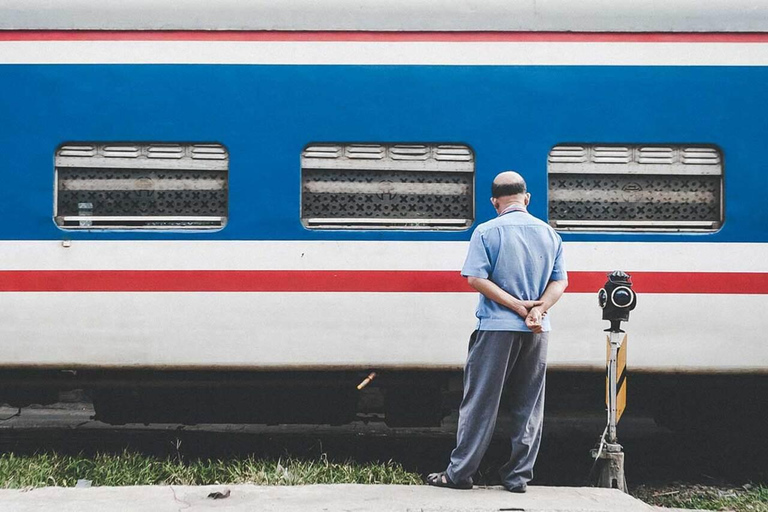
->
[[606, 331, 627, 443], [592, 270, 637, 492]]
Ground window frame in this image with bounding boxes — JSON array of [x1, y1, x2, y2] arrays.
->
[[53, 142, 229, 232], [300, 143, 475, 231], [547, 143, 724, 233]]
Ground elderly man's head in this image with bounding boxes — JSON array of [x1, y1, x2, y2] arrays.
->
[[490, 171, 530, 213]]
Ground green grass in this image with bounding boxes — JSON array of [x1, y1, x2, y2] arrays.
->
[[633, 483, 768, 512], [0, 451, 423, 488], [3, 451, 766, 512]]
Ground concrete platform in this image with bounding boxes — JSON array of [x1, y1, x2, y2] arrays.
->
[[0, 484, 657, 512]]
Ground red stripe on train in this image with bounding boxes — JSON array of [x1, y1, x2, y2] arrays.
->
[[0, 270, 765, 294], [1, 31, 768, 43]]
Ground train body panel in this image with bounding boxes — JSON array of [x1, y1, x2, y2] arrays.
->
[[0, 239, 765, 372], [1, 290, 767, 374], [0, 36, 767, 384], [0, 57, 767, 243]]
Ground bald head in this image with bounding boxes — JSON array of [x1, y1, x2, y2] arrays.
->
[[491, 171, 527, 198]]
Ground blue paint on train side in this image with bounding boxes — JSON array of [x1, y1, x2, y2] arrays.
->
[[0, 64, 765, 241]]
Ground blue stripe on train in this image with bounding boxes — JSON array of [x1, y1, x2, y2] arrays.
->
[[0, 64, 764, 242]]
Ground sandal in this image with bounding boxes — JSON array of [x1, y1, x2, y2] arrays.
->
[[426, 471, 473, 490]]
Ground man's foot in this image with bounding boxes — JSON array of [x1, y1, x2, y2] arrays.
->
[[426, 471, 473, 490], [504, 483, 527, 493]]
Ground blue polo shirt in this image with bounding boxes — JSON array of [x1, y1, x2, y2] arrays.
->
[[461, 207, 567, 332]]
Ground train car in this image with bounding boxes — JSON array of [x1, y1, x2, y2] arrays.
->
[[0, 0, 766, 427]]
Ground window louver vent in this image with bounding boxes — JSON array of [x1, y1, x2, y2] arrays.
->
[[55, 142, 228, 230], [103, 145, 140, 158], [58, 145, 96, 157], [548, 146, 587, 163], [303, 145, 342, 159], [593, 146, 631, 163], [637, 147, 674, 164], [682, 147, 721, 165], [435, 145, 473, 161], [301, 143, 474, 230], [548, 144, 723, 232], [191, 144, 228, 160], [390, 145, 430, 160], [548, 144, 722, 175], [147, 144, 183, 159], [346, 144, 385, 160]]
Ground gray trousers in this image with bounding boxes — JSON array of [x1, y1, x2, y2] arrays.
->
[[446, 330, 549, 489]]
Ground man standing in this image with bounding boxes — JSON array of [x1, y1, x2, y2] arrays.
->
[[428, 171, 568, 492]]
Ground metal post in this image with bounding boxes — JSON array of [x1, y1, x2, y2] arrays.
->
[[591, 271, 636, 493], [591, 331, 627, 492], [606, 331, 623, 443]]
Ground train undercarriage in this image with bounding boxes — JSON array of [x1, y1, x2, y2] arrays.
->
[[0, 370, 765, 432]]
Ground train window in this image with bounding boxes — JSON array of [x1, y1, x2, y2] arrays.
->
[[301, 143, 474, 230], [54, 143, 228, 230], [547, 144, 723, 232]]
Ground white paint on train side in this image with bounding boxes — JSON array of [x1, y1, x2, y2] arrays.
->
[[1, 0, 767, 32], [3, 41, 768, 66], [0, 241, 765, 272], [0, 292, 765, 372]]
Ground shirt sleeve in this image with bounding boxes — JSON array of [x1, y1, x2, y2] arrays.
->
[[550, 235, 568, 281], [461, 229, 492, 279]]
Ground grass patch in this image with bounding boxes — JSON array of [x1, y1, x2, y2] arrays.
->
[[0, 451, 423, 488], [633, 483, 768, 511]]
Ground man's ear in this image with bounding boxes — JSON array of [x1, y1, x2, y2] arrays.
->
[[490, 197, 497, 209], [524, 193, 531, 206]]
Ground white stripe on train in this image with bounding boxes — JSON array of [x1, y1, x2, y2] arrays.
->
[[0, 240, 765, 272], [0, 291, 765, 372], [3, 41, 768, 65]]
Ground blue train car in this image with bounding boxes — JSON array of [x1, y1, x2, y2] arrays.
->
[[0, 0, 766, 426]]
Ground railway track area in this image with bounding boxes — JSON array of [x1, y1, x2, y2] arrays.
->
[[0, 396, 765, 510]]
